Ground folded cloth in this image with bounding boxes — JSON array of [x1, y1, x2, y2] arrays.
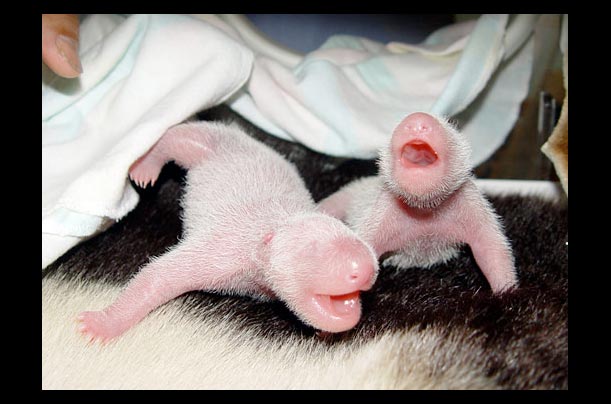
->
[[42, 14, 253, 268], [225, 14, 539, 164]]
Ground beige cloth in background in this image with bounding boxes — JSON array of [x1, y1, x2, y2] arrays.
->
[[541, 15, 568, 196], [541, 51, 568, 196]]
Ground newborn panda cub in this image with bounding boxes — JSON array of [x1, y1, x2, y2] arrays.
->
[[318, 113, 517, 294], [78, 121, 379, 343]]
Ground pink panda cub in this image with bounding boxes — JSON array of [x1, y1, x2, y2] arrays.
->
[[78, 121, 379, 343], [318, 112, 517, 294]]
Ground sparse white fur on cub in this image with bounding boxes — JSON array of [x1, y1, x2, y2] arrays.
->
[[318, 113, 517, 293], [78, 121, 379, 343]]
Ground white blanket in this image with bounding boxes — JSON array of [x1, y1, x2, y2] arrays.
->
[[42, 14, 253, 268], [224, 14, 539, 162]]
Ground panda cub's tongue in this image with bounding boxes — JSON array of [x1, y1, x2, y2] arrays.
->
[[330, 291, 360, 315], [402, 140, 438, 166]]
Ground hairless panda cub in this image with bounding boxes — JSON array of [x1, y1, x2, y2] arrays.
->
[[318, 113, 517, 294], [78, 122, 379, 343]]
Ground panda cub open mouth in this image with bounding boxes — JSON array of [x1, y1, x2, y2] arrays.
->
[[315, 291, 361, 317]]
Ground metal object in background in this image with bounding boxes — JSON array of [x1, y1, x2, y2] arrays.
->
[[538, 91, 561, 180]]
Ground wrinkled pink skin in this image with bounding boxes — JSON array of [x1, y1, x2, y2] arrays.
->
[[78, 122, 378, 344], [319, 113, 517, 294]]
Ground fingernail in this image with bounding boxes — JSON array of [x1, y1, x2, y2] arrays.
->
[[55, 34, 83, 74]]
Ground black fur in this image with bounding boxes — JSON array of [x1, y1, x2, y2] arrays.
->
[[43, 105, 568, 389]]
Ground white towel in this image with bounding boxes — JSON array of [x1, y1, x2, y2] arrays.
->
[[226, 14, 540, 163], [42, 14, 253, 268]]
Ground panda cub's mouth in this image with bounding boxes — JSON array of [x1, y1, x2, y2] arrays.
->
[[315, 291, 361, 317]]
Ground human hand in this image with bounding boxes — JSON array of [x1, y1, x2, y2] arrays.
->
[[42, 14, 82, 78]]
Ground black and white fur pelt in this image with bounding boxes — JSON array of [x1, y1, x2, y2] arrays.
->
[[42, 106, 568, 390]]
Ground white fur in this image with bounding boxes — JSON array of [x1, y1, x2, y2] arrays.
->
[[43, 276, 499, 389], [325, 176, 461, 269]]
